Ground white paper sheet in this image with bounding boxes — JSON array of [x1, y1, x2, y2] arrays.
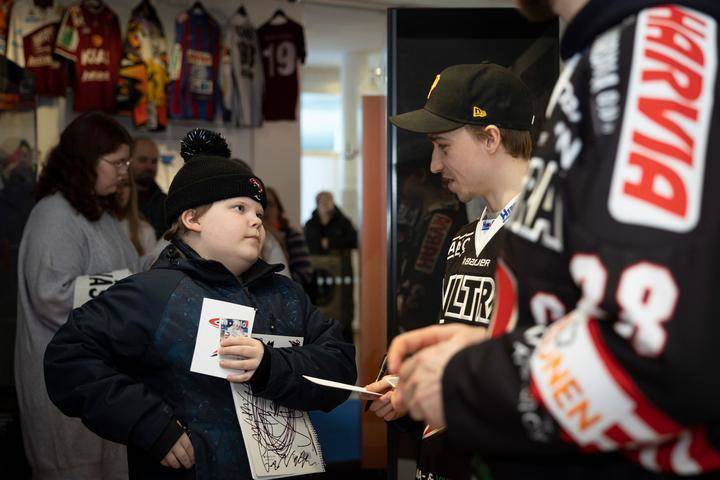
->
[[190, 298, 256, 379], [302, 375, 382, 396], [231, 336, 325, 479], [72, 269, 131, 308]]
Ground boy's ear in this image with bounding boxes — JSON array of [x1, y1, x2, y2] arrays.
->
[[483, 125, 501, 154], [181, 209, 203, 233]]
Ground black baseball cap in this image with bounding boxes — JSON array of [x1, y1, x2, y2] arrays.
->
[[390, 63, 534, 133]]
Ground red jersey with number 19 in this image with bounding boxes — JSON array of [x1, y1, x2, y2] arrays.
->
[[257, 17, 306, 121], [54, 2, 122, 112]]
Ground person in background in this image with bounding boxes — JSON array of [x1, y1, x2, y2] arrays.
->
[[265, 186, 313, 290], [115, 173, 156, 256], [304, 191, 357, 342], [15, 111, 139, 480], [304, 191, 357, 255], [130, 136, 166, 239]]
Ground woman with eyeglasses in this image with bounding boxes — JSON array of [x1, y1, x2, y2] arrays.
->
[[15, 111, 139, 480]]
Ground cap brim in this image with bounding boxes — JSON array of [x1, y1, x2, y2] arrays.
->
[[389, 108, 464, 134]]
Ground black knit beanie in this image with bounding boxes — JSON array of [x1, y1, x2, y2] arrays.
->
[[164, 129, 266, 223], [165, 128, 267, 224]]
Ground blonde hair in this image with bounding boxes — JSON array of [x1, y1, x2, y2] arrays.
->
[[467, 125, 532, 160], [163, 204, 212, 241], [116, 175, 147, 255]]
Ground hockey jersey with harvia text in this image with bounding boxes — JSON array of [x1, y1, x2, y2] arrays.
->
[[442, 1, 720, 475]]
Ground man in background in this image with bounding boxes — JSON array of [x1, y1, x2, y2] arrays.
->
[[130, 137, 165, 238]]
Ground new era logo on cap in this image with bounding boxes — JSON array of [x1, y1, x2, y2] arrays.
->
[[473, 106, 487, 118], [390, 63, 534, 134]]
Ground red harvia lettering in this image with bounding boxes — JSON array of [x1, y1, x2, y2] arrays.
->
[[624, 151, 687, 216], [638, 98, 697, 156], [646, 14, 704, 67], [649, 5, 706, 40], [643, 48, 702, 101]]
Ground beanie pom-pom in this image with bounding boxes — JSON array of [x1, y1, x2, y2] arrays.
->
[[180, 128, 231, 162]]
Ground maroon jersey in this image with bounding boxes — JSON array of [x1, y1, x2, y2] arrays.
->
[[257, 17, 305, 121], [55, 2, 121, 112], [6, 0, 66, 96]]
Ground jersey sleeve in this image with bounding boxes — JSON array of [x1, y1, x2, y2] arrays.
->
[[295, 21, 306, 64], [6, 2, 25, 66], [54, 5, 79, 61], [443, 5, 720, 475]]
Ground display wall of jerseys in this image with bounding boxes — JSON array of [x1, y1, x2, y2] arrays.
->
[[0, 0, 306, 126]]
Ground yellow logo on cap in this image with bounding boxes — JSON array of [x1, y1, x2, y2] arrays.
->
[[473, 106, 487, 118], [427, 74, 441, 99]]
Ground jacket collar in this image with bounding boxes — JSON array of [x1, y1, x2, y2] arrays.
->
[[561, 0, 720, 60], [155, 239, 284, 287]]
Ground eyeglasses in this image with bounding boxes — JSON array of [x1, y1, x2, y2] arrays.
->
[[102, 157, 131, 171]]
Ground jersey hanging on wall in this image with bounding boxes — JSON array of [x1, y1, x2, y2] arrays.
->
[[219, 10, 263, 127], [168, 3, 221, 121], [54, 1, 122, 112], [0, 0, 12, 56], [5, 0, 66, 96], [117, 0, 169, 130], [257, 15, 306, 121]]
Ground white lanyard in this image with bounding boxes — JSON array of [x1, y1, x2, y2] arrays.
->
[[474, 195, 519, 257]]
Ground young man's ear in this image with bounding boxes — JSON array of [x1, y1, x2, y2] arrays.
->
[[483, 125, 502, 154], [181, 209, 203, 233]]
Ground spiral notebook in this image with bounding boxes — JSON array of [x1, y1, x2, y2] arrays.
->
[[230, 335, 325, 479]]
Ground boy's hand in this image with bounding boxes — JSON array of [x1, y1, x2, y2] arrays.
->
[[219, 336, 265, 382], [161, 432, 194, 469], [362, 379, 408, 421]]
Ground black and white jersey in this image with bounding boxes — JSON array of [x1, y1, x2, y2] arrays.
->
[[417, 199, 516, 480], [442, 0, 720, 476], [440, 214, 504, 327]]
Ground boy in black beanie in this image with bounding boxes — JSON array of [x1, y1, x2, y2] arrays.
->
[[43, 131, 357, 480]]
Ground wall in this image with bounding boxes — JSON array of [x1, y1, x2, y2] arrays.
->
[[34, 0, 305, 226]]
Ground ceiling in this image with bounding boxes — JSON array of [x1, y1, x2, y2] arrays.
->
[[303, 0, 517, 66]]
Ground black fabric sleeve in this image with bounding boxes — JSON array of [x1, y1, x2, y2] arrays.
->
[[44, 269, 185, 455], [327, 215, 358, 250], [442, 331, 576, 456], [250, 281, 357, 411]]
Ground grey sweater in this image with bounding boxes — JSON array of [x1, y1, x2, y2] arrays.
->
[[15, 192, 139, 479]]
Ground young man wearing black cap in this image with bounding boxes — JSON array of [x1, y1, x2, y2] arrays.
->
[[387, 0, 720, 478], [364, 63, 534, 479]]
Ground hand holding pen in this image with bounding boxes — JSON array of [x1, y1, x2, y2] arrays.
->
[[362, 354, 406, 421]]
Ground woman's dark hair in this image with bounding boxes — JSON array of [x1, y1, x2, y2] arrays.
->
[[36, 112, 132, 221]]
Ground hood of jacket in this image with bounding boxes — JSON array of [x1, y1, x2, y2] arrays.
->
[[561, 0, 720, 60]]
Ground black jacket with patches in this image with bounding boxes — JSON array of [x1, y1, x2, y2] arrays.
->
[[443, 0, 720, 476], [44, 240, 356, 479]]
